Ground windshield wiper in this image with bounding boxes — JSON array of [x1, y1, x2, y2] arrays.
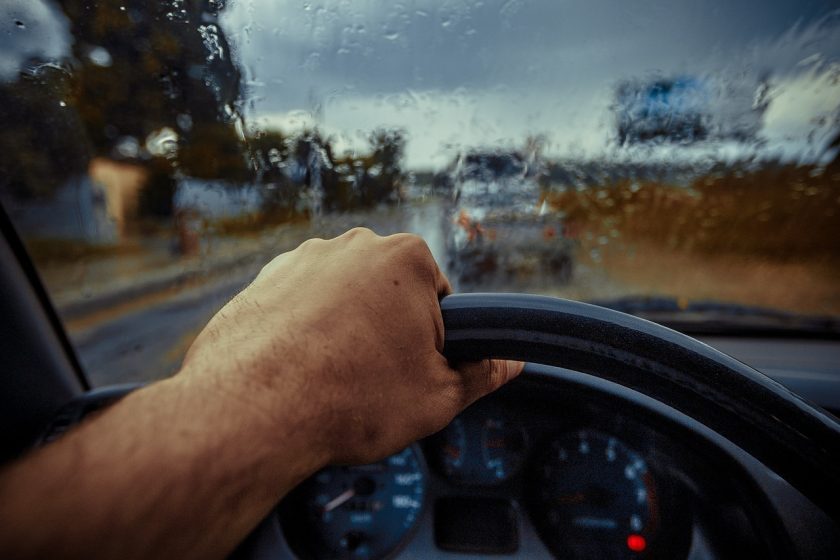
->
[[588, 296, 840, 339]]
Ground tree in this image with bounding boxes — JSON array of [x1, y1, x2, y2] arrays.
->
[[0, 63, 91, 200], [248, 129, 299, 218], [53, 0, 246, 215], [357, 128, 405, 206]]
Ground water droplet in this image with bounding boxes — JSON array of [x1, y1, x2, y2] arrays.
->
[[58, 101, 67, 107], [14, 20, 25, 29], [146, 127, 179, 157], [176, 114, 193, 131], [383, 31, 399, 41], [88, 46, 112, 67], [198, 24, 225, 62], [115, 136, 140, 159]]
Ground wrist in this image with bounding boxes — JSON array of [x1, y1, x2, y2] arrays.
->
[[175, 349, 333, 486]]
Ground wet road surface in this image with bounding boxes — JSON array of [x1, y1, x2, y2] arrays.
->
[[68, 199, 627, 385]]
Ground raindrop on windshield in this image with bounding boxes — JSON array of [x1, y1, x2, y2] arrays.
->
[[87, 46, 112, 67]]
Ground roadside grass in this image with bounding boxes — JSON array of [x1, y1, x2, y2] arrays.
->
[[547, 162, 840, 263], [23, 210, 309, 266], [210, 210, 309, 237], [24, 237, 145, 265], [545, 161, 840, 314]]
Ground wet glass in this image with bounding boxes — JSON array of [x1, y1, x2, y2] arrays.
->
[[1, 0, 838, 385]]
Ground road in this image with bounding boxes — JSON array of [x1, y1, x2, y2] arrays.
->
[[70, 200, 451, 385], [68, 199, 627, 386]]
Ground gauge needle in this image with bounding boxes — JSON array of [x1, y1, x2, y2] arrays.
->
[[323, 489, 356, 513]]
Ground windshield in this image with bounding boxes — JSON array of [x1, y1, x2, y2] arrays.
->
[[1, 0, 838, 385]]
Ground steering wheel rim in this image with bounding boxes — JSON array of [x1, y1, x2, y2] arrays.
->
[[440, 293, 840, 522]]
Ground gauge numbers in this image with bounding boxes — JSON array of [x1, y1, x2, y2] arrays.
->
[[530, 430, 658, 559], [435, 410, 527, 486], [282, 446, 426, 560], [481, 416, 527, 483]]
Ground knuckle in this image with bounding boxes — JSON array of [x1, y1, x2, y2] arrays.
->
[[298, 237, 324, 251], [258, 257, 279, 277], [405, 233, 429, 252], [393, 233, 433, 262], [343, 226, 375, 240]]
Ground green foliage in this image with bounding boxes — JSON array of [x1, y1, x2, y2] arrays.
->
[[247, 127, 407, 215], [178, 122, 250, 182], [546, 161, 840, 262], [356, 128, 405, 206], [58, 0, 242, 157], [2, 0, 409, 219], [2, 0, 246, 211], [0, 65, 91, 199]]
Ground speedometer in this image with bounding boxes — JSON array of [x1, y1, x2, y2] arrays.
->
[[280, 445, 426, 560], [529, 430, 659, 559]]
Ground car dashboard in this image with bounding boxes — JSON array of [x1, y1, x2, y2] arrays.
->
[[236, 336, 840, 560]]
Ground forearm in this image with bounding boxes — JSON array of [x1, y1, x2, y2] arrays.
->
[[0, 229, 521, 559], [0, 367, 328, 559]]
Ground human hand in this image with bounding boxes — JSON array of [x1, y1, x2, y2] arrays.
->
[[181, 228, 523, 464]]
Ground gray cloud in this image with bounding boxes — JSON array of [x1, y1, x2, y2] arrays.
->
[[222, 0, 837, 106], [7, 0, 829, 167], [221, 0, 839, 167]]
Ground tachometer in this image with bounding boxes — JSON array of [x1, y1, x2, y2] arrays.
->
[[529, 430, 659, 559], [281, 445, 426, 560]]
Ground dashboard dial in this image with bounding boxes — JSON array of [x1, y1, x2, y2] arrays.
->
[[439, 416, 467, 476], [480, 416, 527, 482], [434, 410, 527, 486], [529, 430, 659, 559], [281, 446, 426, 560]]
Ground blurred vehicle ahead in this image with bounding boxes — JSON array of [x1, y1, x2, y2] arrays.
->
[[445, 151, 576, 291]]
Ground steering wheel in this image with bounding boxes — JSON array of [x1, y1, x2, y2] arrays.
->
[[439, 293, 840, 522], [42, 291, 840, 557]]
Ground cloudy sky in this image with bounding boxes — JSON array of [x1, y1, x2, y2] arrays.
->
[[215, 0, 840, 167], [3, 0, 839, 167]]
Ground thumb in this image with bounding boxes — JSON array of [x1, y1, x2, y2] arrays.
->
[[455, 359, 525, 406]]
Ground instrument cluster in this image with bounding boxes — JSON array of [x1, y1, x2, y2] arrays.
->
[[278, 389, 695, 560]]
